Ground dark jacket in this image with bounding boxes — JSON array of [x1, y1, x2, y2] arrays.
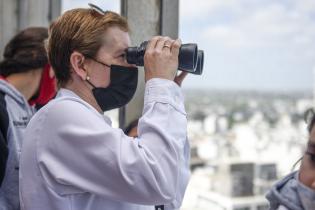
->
[[0, 79, 35, 210], [0, 90, 9, 186]]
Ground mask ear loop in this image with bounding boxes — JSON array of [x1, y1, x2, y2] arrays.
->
[[291, 156, 303, 172], [85, 75, 96, 88], [80, 56, 96, 89]]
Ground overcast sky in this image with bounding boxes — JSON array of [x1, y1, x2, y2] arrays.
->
[[62, 0, 315, 92]]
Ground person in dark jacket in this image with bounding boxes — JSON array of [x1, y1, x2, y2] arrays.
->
[[266, 108, 315, 210], [0, 27, 56, 210]]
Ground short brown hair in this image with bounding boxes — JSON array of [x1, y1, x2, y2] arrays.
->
[[0, 27, 48, 77], [47, 8, 129, 87]]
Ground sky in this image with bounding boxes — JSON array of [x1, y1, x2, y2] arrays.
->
[[62, 0, 315, 92]]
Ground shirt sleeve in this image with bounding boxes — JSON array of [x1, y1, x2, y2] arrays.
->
[[37, 78, 190, 207]]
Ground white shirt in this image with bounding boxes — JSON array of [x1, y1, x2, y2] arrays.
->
[[19, 78, 190, 210]]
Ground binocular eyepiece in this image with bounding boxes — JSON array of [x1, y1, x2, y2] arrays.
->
[[126, 41, 204, 75]]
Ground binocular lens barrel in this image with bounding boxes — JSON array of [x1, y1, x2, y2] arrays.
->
[[178, 44, 198, 73], [126, 41, 204, 75], [191, 50, 204, 75]]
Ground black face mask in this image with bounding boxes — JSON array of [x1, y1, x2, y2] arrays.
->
[[87, 65, 138, 112]]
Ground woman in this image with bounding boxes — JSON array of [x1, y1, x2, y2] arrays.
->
[[20, 6, 190, 210], [266, 108, 315, 210]]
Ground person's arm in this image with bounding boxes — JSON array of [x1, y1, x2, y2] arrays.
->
[[37, 79, 189, 206]]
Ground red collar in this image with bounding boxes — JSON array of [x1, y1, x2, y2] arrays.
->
[[0, 76, 7, 81]]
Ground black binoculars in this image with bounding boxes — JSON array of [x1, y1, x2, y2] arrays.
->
[[126, 41, 204, 75]]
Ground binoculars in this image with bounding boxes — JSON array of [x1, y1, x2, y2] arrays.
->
[[126, 41, 204, 75]]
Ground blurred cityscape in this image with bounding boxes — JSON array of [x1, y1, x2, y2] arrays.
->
[[180, 89, 313, 210]]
